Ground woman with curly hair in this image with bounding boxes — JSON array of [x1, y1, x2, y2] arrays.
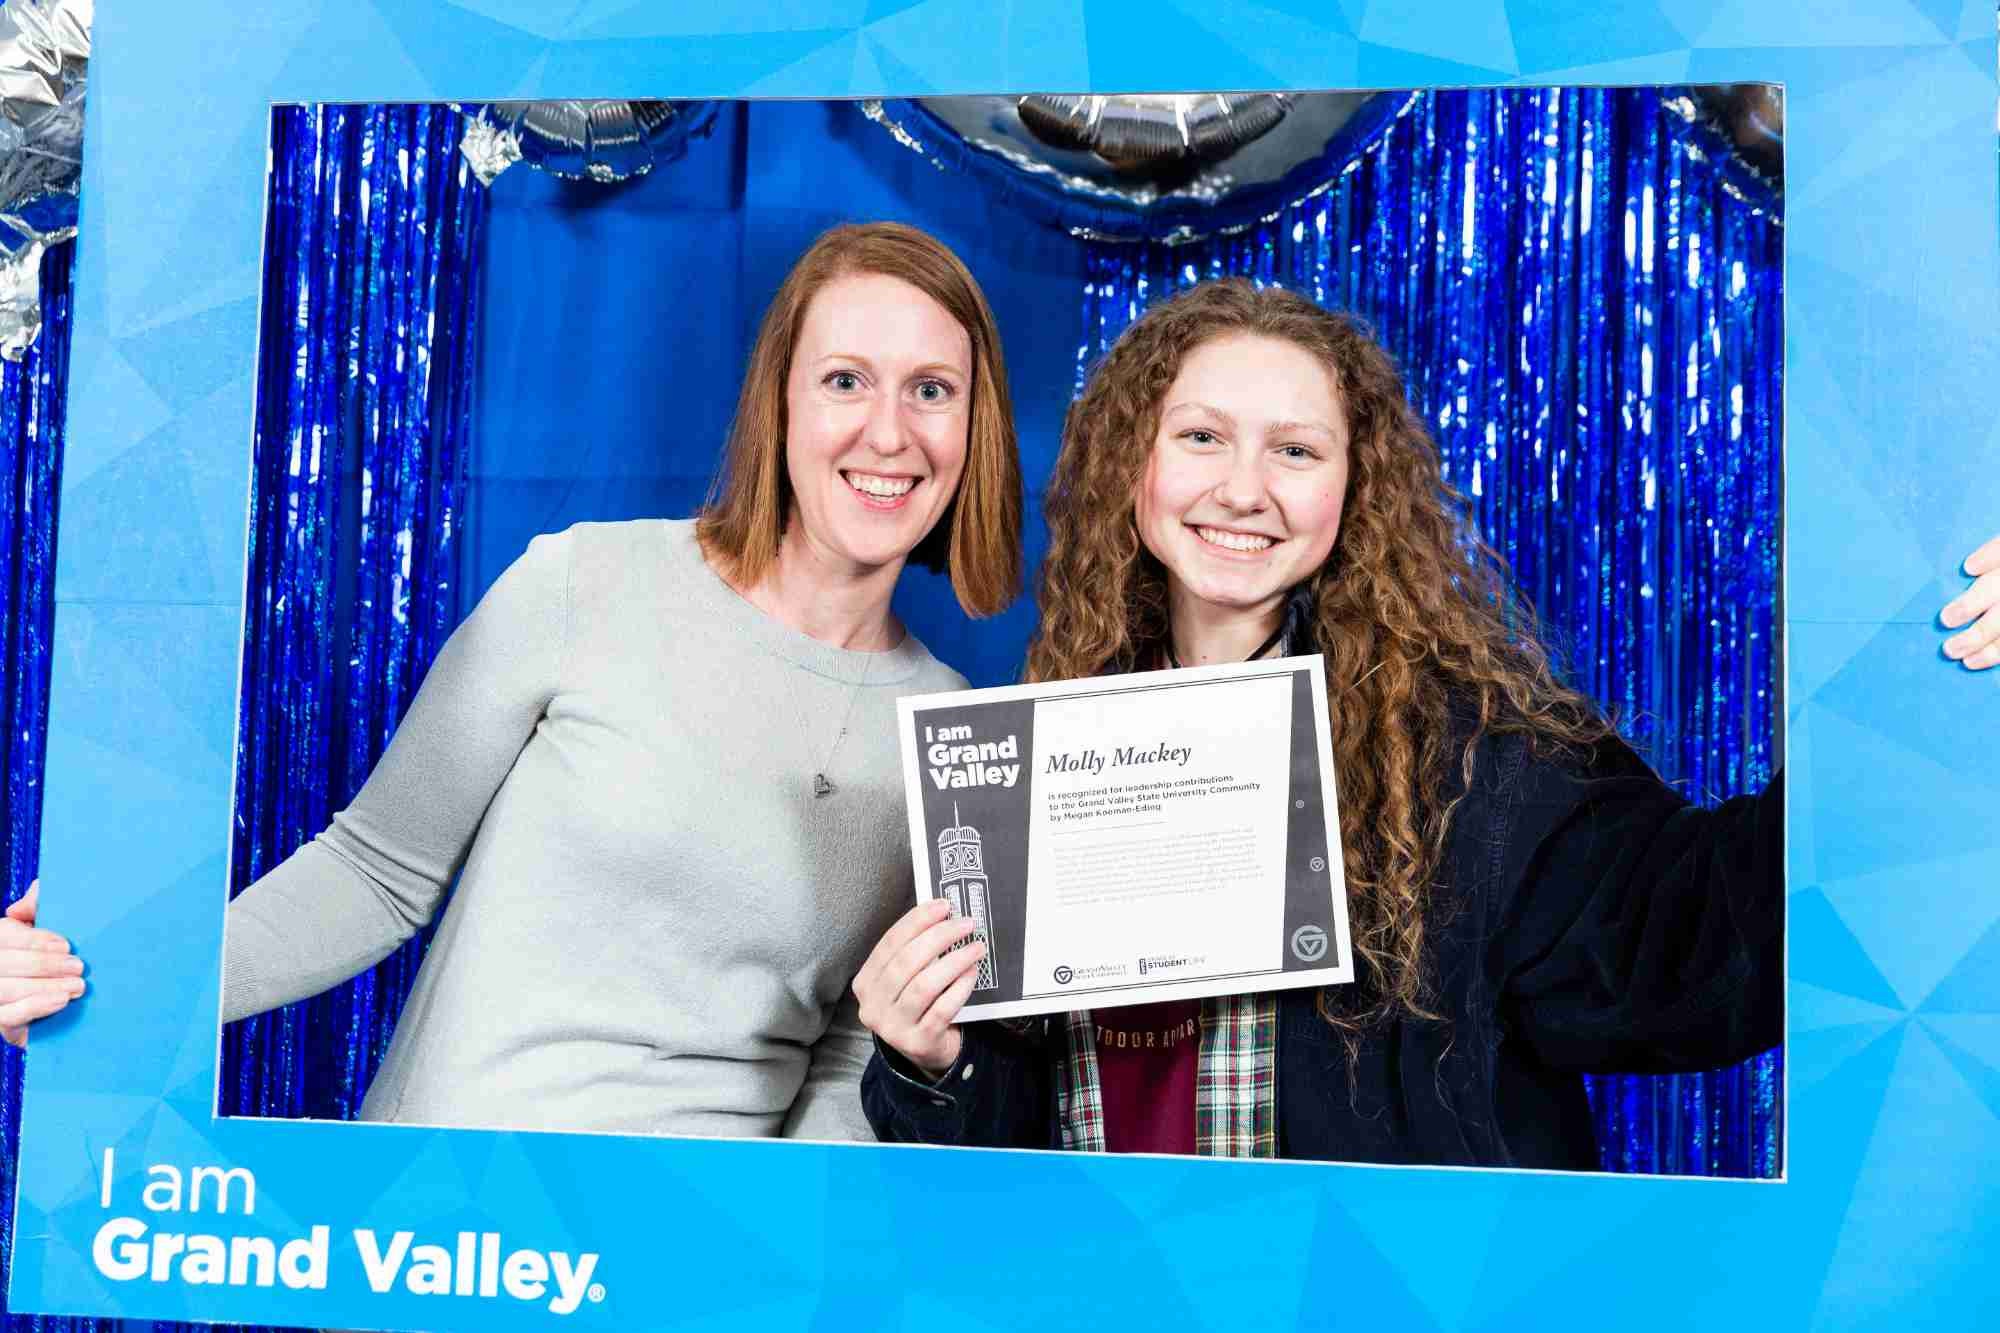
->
[[850, 277, 2000, 1168]]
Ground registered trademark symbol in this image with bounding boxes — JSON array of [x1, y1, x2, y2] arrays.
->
[[589, 1284, 606, 1303], [1309, 856, 1325, 873]]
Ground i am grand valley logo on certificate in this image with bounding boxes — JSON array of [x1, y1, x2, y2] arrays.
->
[[896, 656, 1355, 1022]]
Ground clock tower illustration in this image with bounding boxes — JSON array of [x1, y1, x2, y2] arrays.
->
[[936, 803, 998, 991]]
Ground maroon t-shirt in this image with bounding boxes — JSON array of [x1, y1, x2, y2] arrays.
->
[[1094, 999, 1200, 1154]]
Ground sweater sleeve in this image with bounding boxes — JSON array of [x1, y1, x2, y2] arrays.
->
[[220, 532, 569, 1023], [1492, 736, 1784, 1075]]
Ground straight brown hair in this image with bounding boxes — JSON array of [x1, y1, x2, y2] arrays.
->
[[697, 222, 1023, 617]]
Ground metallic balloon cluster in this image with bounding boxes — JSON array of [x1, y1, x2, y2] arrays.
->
[[1018, 93, 1291, 175], [876, 92, 1384, 228], [459, 99, 718, 186], [0, 0, 89, 360], [1078, 87, 1783, 1177]]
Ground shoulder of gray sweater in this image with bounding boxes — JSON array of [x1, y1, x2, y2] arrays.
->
[[931, 660, 971, 692], [906, 653, 970, 696], [545, 517, 678, 575], [542, 517, 688, 624]]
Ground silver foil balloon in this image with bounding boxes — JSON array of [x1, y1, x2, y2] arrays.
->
[[0, 0, 88, 360], [1018, 93, 1291, 176], [1681, 84, 1784, 191], [458, 100, 716, 186], [458, 110, 521, 186], [881, 93, 1374, 227]]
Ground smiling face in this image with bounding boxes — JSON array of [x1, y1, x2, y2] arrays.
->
[[1133, 333, 1350, 622], [781, 271, 973, 576]]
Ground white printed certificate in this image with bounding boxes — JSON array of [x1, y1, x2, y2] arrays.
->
[[896, 655, 1354, 1022]]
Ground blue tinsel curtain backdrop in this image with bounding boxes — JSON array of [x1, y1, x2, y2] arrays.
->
[[0, 242, 78, 1333], [220, 102, 487, 1125], [1071, 88, 1783, 1175]]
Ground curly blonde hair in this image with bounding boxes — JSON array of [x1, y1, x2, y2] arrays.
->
[[1026, 279, 1611, 1036]]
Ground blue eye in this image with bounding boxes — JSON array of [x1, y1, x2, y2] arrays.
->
[[1184, 429, 1219, 445], [826, 371, 862, 392], [1279, 444, 1318, 461], [915, 379, 953, 403]]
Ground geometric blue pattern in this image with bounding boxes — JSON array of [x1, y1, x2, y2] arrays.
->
[[8, 1, 1999, 1329]]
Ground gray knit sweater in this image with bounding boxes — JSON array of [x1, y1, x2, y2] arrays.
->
[[221, 519, 964, 1141]]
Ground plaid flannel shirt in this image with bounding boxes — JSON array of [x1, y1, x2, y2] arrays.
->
[[1053, 991, 1279, 1157], [1048, 610, 1303, 1158]]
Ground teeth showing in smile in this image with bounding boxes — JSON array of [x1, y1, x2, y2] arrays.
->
[[1195, 525, 1276, 553], [846, 472, 918, 499]]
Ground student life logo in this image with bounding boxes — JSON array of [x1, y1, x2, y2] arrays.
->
[[84, 1151, 604, 1315]]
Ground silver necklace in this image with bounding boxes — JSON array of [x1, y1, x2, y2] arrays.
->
[[788, 641, 883, 799]]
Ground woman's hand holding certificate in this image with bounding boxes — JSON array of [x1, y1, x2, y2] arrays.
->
[[853, 899, 987, 1077]]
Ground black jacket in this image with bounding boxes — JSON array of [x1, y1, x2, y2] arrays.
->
[[861, 723, 1783, 1170]]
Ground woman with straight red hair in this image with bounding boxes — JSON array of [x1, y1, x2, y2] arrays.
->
[[7, 222, 1024, 1144]]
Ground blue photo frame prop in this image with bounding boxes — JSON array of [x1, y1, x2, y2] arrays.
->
[[12, 3, 2000, 1329]]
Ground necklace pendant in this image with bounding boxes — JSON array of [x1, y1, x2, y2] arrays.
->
[[812, 773, 834, 799]]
